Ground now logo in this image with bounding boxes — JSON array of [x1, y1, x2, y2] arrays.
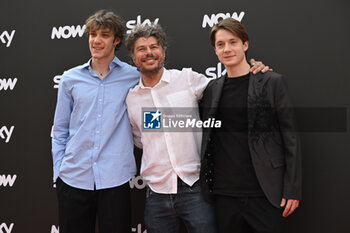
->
[[132, 223, 147, 233], [126, 15, 159, 34], [0, 78, 17, 91], [129, 176, 146, 189], [51, 25, 86, 39], [51, 225, 59, 233], [0, 175, 17, 187], [202, 12, 245, 28], [0, 223, 14, 233]]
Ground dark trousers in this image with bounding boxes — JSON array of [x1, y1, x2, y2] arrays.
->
[[144, 179, 217, 233], [56, 177, 131, 233], [215, 195, 283, 233]]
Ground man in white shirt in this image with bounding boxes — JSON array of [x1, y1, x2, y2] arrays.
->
[[125, 23, 267, 233]]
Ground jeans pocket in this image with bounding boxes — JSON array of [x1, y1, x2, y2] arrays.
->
[[189, 181, 201, 193], [146, 186, 153, 198]]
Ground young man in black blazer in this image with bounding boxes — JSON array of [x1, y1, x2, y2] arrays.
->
[[200, 18, 302, 233]]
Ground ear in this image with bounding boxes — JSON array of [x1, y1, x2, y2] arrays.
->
[[162, 48, 166, 59], [214, 46, 218, 56], [131, 54, 137, 65], [243, 40, 249, 52], [113, 37, 121, 47]]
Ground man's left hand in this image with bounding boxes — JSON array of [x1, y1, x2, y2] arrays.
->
[[249, 58, 272, 74], [280, 198, 300, 217]]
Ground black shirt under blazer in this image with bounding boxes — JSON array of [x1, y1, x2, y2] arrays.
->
[[199, 72, 302, 208]]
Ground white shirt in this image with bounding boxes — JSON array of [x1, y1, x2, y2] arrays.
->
[[126, 68, 212, 193]]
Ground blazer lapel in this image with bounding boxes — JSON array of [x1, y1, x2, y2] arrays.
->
[[208, 76, 225, 116], [200, 76, 225, 160], [248, 73, 263, 131]]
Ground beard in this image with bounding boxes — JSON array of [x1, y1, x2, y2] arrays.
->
[[137, 55, 164, 74]]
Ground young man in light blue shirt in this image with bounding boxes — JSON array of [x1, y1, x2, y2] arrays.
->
[[51, 10, 139, 233]]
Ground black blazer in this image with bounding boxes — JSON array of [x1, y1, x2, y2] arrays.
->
[[199, 72, 302, 208]]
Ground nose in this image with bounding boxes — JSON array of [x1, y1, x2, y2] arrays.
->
[[94, 35, 102, 43], [223, 43, 231, 53], [145, 47, 152, 55]]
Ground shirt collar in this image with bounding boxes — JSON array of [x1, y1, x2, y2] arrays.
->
[[82, 56, 122, 71], [135, 68, 170, 89]]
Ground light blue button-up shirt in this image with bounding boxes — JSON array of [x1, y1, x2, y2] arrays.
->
[[51, 57, 140, 190]]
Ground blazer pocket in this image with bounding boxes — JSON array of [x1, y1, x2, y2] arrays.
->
[[270, 157, 285, 168]]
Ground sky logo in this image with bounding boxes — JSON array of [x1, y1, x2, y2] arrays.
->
[[126, 15, 159, 34], [143, 110, 161, 129], [53, 75, 61, 89], [205, 62, 226, 78], [0, 30, 15, 47], [0, 126, 14, 143]]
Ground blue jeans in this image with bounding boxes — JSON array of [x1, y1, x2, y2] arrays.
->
[[144, 179, 217, 233]]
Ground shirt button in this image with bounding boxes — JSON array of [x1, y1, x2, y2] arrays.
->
[[94, 162, 97, 165], [98, 114, 101, 118], [98, 98, 102, 102], [94, 146, 98, 150], [100, 83, 103, 86], [96, 130, 100, 134]]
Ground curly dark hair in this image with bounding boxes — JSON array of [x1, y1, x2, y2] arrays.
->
[[125, 23, 167, 55]]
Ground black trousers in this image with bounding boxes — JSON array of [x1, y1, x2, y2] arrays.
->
[[215, 195, 283, 233], [56, 177, 131, 233]]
